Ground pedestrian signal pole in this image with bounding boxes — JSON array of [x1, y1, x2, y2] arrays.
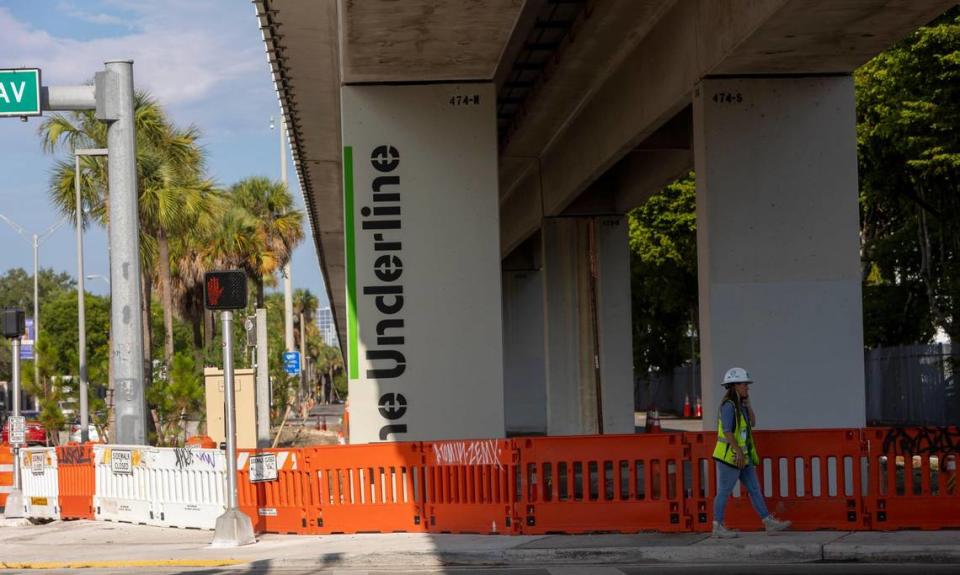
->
[[205, 271, 255, 547], [3, 309, 25, 519]]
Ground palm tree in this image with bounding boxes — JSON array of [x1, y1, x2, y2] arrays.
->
[[41, 93, 213, 371], [169, 188, 228, 355], [228, 177, 304, 307]]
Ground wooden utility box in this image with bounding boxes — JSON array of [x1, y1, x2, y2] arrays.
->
[[204, 367, 257, 449]]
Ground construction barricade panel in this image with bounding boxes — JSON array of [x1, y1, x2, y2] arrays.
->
[[862, 427, 960, 530], [686, 429, 865, 532], [0, 445, 12, 513], [144, 446, 226, 529], [237, 448, 319, 534], [515, 434, 688, 534], [57, 444, 95, 520], [93, 445, 154, 524], [21, 446, 59, 520], [422, 438, 518, 534], [306, 442, 426, 534]]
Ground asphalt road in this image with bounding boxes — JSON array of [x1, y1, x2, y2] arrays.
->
[[23, 564, 960, 575]]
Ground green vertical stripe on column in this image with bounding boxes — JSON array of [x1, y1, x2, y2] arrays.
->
[[343, 146, 359, 380]]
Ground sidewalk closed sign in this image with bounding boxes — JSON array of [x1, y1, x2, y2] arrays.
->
[[111, 450, 133, 474], [9, 416, 25, 445], [30, 453, 44, 475], [248, 453, 277, 483]]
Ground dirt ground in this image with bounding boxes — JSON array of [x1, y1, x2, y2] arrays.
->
[[273, 423, 341, 447]]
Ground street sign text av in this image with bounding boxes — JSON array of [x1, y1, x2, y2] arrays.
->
[[0, 69, 41, 117]]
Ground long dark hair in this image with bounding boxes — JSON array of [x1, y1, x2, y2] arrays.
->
[[723, 385, 741, 411]]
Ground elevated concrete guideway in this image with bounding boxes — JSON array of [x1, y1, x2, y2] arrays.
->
[[254, 0, 955, 438]]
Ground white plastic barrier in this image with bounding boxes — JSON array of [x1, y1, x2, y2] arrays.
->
[[21, 447, 59, 520], [93, 445, 154, 524], [144, 446, 226, 529]]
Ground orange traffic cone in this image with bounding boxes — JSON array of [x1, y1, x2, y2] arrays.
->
[[683, 394, 692, 418], [650, 408, 662, 433], [695, 396, 702, 418]]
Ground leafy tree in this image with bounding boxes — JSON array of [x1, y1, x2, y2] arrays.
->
[[856, 7, 960, 345], [628, 175, 698, 375], [146, 352, 204, 446], [0, 268, 75, 382], [23, 288, 111, 443]]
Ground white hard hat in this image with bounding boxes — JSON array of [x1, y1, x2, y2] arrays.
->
[[722, 367, 753, 386]]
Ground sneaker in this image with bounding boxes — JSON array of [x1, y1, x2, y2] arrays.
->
[[762, 514, 791, 533], [711, 521, 738, 538]]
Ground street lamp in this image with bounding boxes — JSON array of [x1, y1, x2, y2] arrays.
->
[[74, 147, 108, 443], [86, 274, 110, 288], [0, 212, 69, 397], [270, 116, 295, 354]]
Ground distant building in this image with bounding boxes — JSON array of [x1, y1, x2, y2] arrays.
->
[[317, 307, 338, 347]]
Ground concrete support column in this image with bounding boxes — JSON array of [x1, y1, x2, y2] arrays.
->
[[542, 217, 634, 435], [694, 76, 865, 430], [502, 253, 547, 436]]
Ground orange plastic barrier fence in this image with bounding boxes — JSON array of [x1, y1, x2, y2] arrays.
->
[[422, 439, 518, 534], [56, 443, 95, 520], [306, 442, 426, 534], [237, 448, 321, 534], [0, 444, 11, 512], [515, 434, 688, 534], [686, 429, 866, 532], [862, 427, 960, 530]]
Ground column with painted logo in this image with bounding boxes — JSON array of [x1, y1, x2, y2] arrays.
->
[[341, 85, 505, 443]]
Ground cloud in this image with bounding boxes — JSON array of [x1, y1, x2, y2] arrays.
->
[[56, 1, 133, 28], [0, 2, 265, 106]]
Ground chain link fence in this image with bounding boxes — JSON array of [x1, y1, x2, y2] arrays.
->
[[635, 344, 960, 426], [865, 343, 960, 426]]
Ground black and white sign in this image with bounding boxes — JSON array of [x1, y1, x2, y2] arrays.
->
[[30, 452, 45, 475], [248, 453, 278, 483], [8, 415, 25, 446], [111, 449, 133, 475]]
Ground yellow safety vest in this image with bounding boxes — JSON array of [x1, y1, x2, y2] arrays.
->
[[713, 399, 759, 467]]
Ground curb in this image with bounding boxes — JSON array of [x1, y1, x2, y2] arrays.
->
[[823, 544, 960, 564], [266, 544, 824, 568], [0, 559, 245, 570]]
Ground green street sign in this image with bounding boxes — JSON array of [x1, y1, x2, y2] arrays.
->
[[0, 68, 41, 117]]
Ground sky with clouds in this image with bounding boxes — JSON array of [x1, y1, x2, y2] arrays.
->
[[0, 0, 328, 306]]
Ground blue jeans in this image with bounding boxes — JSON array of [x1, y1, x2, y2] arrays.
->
[[713, 461, 770, 524]]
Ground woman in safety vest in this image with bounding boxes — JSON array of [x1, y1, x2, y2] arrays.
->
[[711, 367, 791, 538]]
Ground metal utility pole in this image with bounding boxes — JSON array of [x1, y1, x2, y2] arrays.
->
[[211, 309, 255, 547], [32, 234, 38, 392], [3, 309, 25, 519], [75, 147, 109, 443], [2, 63, 143, 442], [100, 60, 146, 445], [300, 311, 307, 402], [222, 312, 240, 506], [280, 117, 294, 354], [206, 270, 255, 547]]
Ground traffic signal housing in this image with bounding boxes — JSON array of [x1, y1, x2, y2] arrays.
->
[[204, 271, 248, 310]]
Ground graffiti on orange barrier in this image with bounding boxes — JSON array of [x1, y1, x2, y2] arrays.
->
[[431, 439, 505, 471], [881, 426, 960, 456]]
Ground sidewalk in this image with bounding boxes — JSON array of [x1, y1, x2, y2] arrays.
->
[[1, 520, 958, 570]]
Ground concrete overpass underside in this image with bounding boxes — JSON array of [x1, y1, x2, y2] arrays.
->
[[254, 0, 956, 440]]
